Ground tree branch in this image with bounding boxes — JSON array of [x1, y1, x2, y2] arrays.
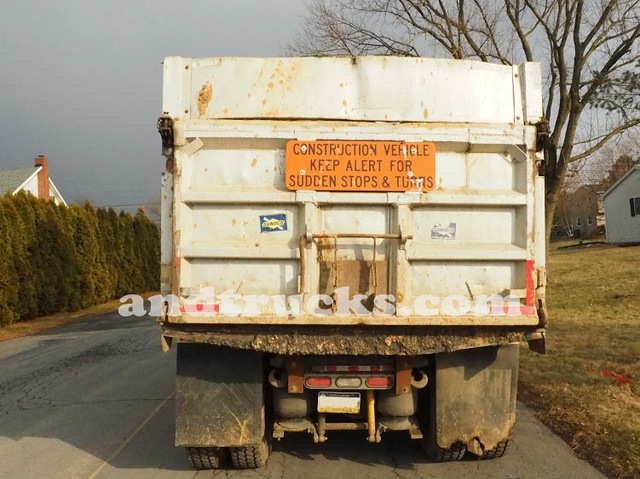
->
[[570, 118, 640, 162], [504, 0, 534, 61]]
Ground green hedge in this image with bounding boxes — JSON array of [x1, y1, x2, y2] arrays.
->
[[0, 193, 159, 326]]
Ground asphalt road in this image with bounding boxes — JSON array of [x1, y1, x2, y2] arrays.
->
[[0, 313, 607, 479]]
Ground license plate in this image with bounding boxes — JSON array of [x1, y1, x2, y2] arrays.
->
[[317, 391, 361, 414]]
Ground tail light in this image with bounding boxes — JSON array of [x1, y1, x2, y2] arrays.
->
[[305, 376, 332, 388], [365, 376, 393, 389]]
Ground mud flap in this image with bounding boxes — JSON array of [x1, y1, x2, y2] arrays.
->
[[175, 343, 265, 447], [433, 344, 519, 455]]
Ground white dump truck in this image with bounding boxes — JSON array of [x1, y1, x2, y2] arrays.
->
[[157, 56, 548, 469]]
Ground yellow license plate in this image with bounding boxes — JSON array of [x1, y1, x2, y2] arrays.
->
[[317, 391, 361, 414]]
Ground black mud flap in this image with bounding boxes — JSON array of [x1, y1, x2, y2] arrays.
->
[[433, 344, 519, 455], [175, 343, 265, 448]]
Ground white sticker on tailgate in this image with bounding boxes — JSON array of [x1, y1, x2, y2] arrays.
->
[[317, 391, 361, 414]]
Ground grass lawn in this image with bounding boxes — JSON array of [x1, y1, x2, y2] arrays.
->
[[519, 242, 640, 479]]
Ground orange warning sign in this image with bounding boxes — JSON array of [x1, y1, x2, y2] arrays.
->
[[285, 140, 435, 192]]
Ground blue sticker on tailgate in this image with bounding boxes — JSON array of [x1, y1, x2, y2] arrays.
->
[[260, 214, 288, 232]]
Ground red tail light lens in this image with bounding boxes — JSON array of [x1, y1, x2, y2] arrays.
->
[[305, 376, 332, 388], [365, 376, 392, 388]]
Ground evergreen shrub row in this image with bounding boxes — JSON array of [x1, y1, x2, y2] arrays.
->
[[0, 193, 159, 326]]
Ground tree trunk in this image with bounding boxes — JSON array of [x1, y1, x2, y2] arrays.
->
[[545, 181, 561, 245], [543, 144, 567, 247]]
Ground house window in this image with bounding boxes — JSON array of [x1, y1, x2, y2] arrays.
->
[[631, 197, 640, 217], [576, 218, 582, 227], [587, 216, 593, 225]]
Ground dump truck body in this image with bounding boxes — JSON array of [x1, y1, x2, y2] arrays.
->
[[158, 56, 547, 469]]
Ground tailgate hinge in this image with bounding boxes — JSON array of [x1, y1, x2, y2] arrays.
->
[[157, 114, 175, 171]]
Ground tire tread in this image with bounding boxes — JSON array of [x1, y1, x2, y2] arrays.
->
[[187, 447, 224, 470], [481, 439, 510, 459], [423, 441, 467, 462], [436, 442, 467, 462], [230, 440, 270, 469]]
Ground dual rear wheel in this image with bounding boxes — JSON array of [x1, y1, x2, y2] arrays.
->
[[187, 437, 271, 470], [187, 436, 508, 469], [187, 447, 226, 470], [229, 439, 271, 469], [422, 438, 510, 462]]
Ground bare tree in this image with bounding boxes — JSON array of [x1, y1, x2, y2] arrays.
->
[[289, 0, 640, 240], [576, 131, 640, 186]]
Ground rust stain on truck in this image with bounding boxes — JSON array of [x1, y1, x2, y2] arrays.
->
[[197, 81, 213, 117]]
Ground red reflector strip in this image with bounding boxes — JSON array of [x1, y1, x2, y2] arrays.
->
[[315, 365, 388, 372], [526, 260, 535, 306], [180, 303, 220, 313], [487, 304, 536, 315], [365, 376, 392, 388], [305, 376, 332, 388]]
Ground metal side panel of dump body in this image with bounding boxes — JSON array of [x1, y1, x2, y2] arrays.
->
[[159, 56, 547, 349]]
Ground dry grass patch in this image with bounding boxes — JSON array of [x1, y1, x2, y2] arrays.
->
[[0, 292, 159, 342], [519, 244, 640, 479]]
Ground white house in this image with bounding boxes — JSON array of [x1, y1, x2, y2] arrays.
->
[[0, 155, 67, 206], [602, 165, 640, 244]]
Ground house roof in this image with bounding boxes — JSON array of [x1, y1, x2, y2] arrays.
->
[[0, 167, 39, 195], [50, 182, 65, 206], [602, 165, 640, 199]]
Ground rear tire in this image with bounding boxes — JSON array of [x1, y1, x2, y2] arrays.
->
[[481, 439, 510, 459], [230, 438, 271, 469], [423, 441, 467, 462], [187, 447, 227, 470]]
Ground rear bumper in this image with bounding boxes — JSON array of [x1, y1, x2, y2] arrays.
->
[[160, 323, 537, 356], [166, 313, 540, 327]]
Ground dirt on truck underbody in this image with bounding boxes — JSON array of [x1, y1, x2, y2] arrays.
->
[[160, 324, 531, 355]]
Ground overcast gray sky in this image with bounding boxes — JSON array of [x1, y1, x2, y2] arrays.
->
[[0, 0, 306, 211]]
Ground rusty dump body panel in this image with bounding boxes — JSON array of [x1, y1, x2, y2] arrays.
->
[[159, 56, 547, 356]]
